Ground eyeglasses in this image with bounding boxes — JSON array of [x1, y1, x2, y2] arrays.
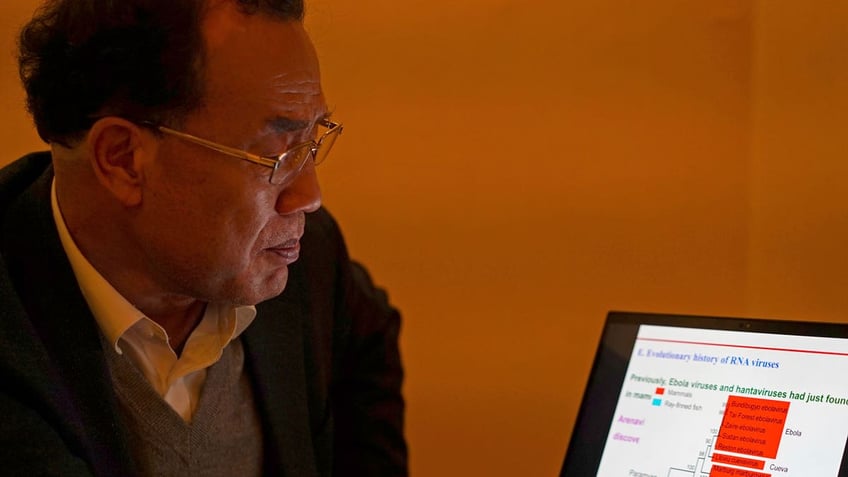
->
[[142, 118, 342, 185]]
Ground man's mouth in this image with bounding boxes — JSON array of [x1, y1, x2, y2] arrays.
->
[[267, 239, 301, 264]]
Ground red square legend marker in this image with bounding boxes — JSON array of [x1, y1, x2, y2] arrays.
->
[[655, 387, 665, 395]]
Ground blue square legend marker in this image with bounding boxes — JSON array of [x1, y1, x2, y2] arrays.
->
[[652, 398, 662, 406]]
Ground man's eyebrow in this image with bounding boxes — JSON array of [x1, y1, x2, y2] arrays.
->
[[264, 110, 332, 134], [266, 116, 312, 133]]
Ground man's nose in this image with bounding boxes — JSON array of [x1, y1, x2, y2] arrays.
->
[[275, 160, 322, 215]]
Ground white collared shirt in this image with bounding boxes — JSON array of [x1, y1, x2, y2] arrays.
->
[[50, 180, 256, 422]]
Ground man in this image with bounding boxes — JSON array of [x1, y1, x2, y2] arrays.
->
[[0, 0, 407, 475]]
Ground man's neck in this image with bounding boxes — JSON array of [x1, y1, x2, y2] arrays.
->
[[146, 300, 208, 356], [54, 172, 208, 355]]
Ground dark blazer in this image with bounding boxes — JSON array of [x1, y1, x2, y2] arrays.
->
[[0, 152, 407, 476]]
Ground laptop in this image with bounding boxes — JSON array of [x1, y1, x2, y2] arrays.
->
[[560, 311, 848, 477]]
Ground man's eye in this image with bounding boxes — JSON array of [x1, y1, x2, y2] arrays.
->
[[256, 138, 293, 157]]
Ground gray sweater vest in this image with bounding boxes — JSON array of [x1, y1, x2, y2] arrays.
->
[[103, 338, 264, 476]]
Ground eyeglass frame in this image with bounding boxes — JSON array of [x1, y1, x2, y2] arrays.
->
[[138, 117, 343, 185]]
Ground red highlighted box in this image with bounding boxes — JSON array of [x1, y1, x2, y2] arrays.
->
[[709, 464, 770, 477], [714, 395, 790, 459], [655, 387, 665, 395], [712, 452, 765, 470]]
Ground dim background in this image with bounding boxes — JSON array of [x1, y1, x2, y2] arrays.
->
[[2, 1, 846, 475]]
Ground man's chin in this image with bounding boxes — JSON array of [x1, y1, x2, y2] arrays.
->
[[238, 268, 290, 306]]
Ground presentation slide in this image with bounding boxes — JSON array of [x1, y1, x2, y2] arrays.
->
[[596, 325, 848, 477]]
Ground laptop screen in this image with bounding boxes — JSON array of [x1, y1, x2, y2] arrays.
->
[[560, 311, 848, 477]]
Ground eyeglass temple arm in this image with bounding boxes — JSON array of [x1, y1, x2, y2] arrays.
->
[[152, 125, 280, 169]]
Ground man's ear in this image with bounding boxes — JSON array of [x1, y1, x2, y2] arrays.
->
[[85, 117, 151, 207]]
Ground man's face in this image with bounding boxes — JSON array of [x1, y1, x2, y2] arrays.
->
[[133, 7, 325, 306]]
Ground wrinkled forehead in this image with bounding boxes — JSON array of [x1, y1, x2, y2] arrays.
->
[[200, 3, 325, 122]]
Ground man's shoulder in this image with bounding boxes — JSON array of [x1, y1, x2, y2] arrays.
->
[[305, 207, 341, 236], [302, 206, 346, 253], [0, 152, 52, 211]]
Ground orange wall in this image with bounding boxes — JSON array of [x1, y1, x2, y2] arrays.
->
[[310, 2, 752, 475], [0, 2, 41, 159], [747, 0, 848, 322], [1, 1, 843, 476]]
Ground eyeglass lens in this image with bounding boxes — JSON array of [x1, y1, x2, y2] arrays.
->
[[269, 125, 341, 185], [314, 126, 340, 166]]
